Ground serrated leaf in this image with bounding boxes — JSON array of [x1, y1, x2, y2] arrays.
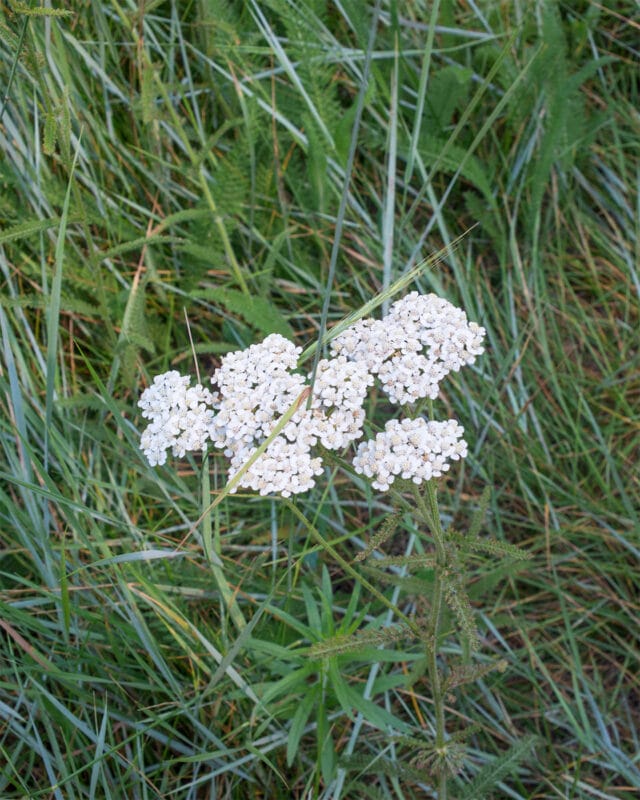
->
[[442, 575, 480, 652], [43, 110, 57, 155], [309, 621, 415, 659], [374, 554, 436, 569], [0, 295, 45, 310], [355, 512, 402, 562], [338, 753, 432, 785], [468, 485, 491, 538], [196, 286, 294, 338], [101, 234, 181, 260], [0, 19, 20, 50], [140, 61, 155, 125], [13, 3, 73, 16], [121, 275, 154, 355], [468, 537, 531, 561], [459, 735, 538, 799], [0, 218, 60, 244], [445, 659, 508, 691]]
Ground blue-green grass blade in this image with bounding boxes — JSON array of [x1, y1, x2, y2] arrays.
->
[[403, 0, 441, 194], [44, 141, 80, 470], [381, 33, 399, 313]]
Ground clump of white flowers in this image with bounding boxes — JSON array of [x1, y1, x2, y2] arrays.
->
[[138, 371, 217, 466], [137, 292, 485, 496], [352, 418, 467, 491], [209, 334, 306, 457], [330, 316, 447, 404], [331, 292, 485, 405], [210, 337, 373, 497]]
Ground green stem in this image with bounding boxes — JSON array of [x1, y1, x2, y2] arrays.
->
[[415, 482, 448, 799]]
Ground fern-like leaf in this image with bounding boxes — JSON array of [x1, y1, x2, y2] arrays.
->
[[442, 575, 480, 652], [338, 752, 438, 785], [467, 537, 531, 561], [445, 659, 508, 691], [195, 286, 294, 339], [354, 512, 402, 562], [459, 735, 538, 799], [374, 554, 436, 569], [308, 623, 413, 659], [12, 3, 73, 16]]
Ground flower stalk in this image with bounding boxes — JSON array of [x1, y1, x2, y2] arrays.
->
[[415, 482, 450, 797]]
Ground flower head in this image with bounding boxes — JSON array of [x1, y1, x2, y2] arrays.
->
[[137, 292, 483, 495], [352, 417, 468, 491], [331, 292, 485, 404], [138, 371, 217, 466], [209, 345, 373, 496]]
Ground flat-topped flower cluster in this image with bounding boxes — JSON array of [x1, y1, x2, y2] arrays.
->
[[138, 293, 485, 496]]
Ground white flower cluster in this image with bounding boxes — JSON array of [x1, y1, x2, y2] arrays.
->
[[352, 418, 468, 491], [210, 334, 306, 457], [331, 292, 485, 405], [299, 356, 373, 450], [138, 293, 484, 497], [137, 336, 373, 498], [138, 371, 217, 466], [213, 342, 373, 498]]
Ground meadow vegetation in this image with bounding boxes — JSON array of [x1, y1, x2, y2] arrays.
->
[[0, 1, 638, 797]]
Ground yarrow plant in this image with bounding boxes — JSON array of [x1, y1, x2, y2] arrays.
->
[[138, 292, 533, 796]]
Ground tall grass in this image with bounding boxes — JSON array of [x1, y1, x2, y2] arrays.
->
[[1, 2, 638, 797]]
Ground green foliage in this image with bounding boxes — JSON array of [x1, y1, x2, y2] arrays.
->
[[194, 286, 295, 339], [1, 1, 638, 797], [459, 735, 539, 800], [252, 566, 413, 783], [354, 511, 402, 562]]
